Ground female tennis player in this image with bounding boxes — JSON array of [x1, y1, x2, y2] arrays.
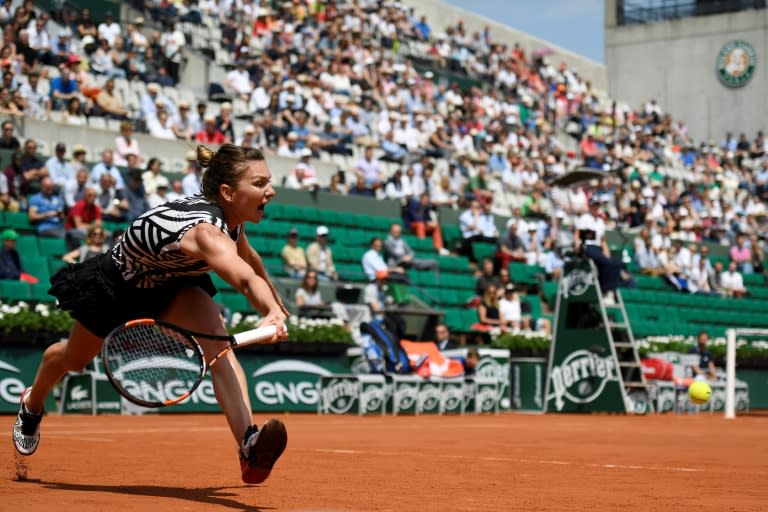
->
[[12, 144, 289, 484]]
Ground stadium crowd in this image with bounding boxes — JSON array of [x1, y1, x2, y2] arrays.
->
[[0, 0, 767, 335]]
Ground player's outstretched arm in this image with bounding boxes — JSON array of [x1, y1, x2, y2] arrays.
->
[[181, 223, 286, 333]]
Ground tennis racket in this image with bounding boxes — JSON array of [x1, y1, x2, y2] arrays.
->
[[102, 319, 282, 408]]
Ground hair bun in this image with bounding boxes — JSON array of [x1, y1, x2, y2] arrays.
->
[[196, 145, 216, 168]]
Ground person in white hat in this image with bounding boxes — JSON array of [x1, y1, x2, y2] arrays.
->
[[306, 226, 338, 281], [147, 174, 172, 209]]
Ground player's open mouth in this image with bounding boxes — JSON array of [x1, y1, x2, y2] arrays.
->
[[257, 204, 266, 212]]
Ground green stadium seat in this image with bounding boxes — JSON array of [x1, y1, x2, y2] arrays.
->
[[0, 280, 31, 302], [24, 256, 51, 284], [15, 235, 39, 258], [4, 211, 35, 232], [37, 237, 68, 258], [30, 282, 56, 303], [220, 292, 256, 313]]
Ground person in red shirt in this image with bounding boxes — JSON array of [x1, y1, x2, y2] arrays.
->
[[65, 186, 102, 250], [195, 115, 226, 145]]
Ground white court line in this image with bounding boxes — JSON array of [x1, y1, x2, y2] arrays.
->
[[313, 449, 705, 473]]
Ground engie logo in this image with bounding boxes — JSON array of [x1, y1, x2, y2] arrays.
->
[[114, 357, 217, 405], [548, 350, 618, 411], [252, 360, 332, 406], [0, 360, 25, 405]]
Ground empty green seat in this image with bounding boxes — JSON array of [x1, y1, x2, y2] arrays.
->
[[0, 280, 31, 301], [37, 238, 68, 258]]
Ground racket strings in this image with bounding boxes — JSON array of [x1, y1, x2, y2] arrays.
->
[[106, 323, 203, 403]]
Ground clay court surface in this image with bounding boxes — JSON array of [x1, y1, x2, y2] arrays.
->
[[2, 413, 766, 511]]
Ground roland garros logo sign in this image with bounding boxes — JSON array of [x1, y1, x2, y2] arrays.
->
[[548, 350, 618, 411], [717, 40, 756, 88]]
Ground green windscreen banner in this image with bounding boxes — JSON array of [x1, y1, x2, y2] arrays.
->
[[0, 347, 58, 413], [544, 261, 627, 413]]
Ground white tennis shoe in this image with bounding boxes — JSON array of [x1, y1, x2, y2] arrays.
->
[[12, 389, 43, 456]]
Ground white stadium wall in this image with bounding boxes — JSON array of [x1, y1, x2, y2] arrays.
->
[[605, 0, 768, 143], [399, 0, 608, 90]]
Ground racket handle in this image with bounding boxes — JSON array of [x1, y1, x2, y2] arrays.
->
[[232, 325, 281, 347]]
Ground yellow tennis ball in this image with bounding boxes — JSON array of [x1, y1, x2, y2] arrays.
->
[[688, 381, 711, 405]]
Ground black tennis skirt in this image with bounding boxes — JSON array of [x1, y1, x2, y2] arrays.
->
[[48, 253, 216, 338]]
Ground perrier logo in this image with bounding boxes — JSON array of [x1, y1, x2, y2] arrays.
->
[[548, 349, 618, 411], [717, 40, 756, 88]]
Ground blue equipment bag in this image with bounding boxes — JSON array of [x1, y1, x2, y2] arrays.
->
[[360, 320, 411, 374]]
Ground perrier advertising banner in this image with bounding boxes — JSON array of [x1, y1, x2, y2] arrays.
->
[[544, 261, 627, 413]]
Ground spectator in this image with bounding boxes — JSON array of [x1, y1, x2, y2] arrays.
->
[[216, 102, 235, 143], [147, 176, 171, 209], [729, 234, 752, 274], [122, 168, 150, 222], [721, 260, 746, 298], [456, 347, 481, 375], [353, 146, 384, 190], [182, 161, 203, 197], [364, 269, 391, 322], [225, 58, 253, 101], [114, 120, 142, 167], [148, 109, 176, 140], [97, 11, 120, 46], [434, 323, 458, 350], [688, 330, 717, 380], [384, 223, 438, 271], [19, 70, 49, 119], [476, 283, 502, 331], [499, 284, 529, 332], [94, 78, 126, 119], [0, 120, 20, 150], [294, 270, 323, 307], [495, 218, 527, 271], [141, 158, 164, 196], [95, 172, 127, 222], [172, 100, 194, 141], [474, 258, 499, 296], [362, 236, 407, 283], [306, 225, 338, 281], [28, 176, 65, 238], [281, 228, 307, 279], [18, 139, 47, 195], [195, 114, 226, 145], [403, 192, 448, 255], [3, 151, 25, 208], [44, 142, 74, 191], [64, 185, 101, 249], [0, 161, 18, 212], [458, 200, 498, 262], [90, 149, 125, 190], [61, 224, 109, 264], [0, 228, 22, 280], [49, 68, 79, 111], [140, 82, 175, 121]]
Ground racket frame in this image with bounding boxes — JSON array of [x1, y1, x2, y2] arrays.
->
[[102, 319, 279, 408]]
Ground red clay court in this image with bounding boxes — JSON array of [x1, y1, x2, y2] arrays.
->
[[2, 413, 766, 511]]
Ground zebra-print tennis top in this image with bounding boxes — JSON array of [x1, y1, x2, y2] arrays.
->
[[111, 194, 241, 288]]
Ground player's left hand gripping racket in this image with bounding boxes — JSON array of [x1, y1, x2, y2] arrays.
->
[[102, 319, 282, 408]]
